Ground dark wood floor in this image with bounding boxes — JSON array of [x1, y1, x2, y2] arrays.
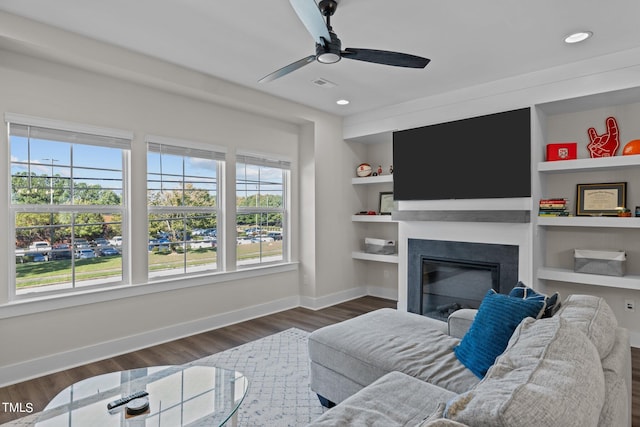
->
[[1, 296, 639, 426], [0, 296, 396, 424]]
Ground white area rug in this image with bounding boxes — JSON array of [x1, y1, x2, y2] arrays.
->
[[2, 328, 326, 426]]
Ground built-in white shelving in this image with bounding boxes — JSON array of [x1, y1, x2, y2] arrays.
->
[[349, 144, 397, 266], [352, 251, 399, 264], [351, 215, 396, 223], [538, 155, 640, 173], [537, 216, 640, 228], [537, 267, 640, 290], [352, 174, 393, 185], [535, 94, 640, 290]]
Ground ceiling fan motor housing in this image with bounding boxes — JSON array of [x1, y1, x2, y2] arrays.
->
[[316, 30, 341, 63]]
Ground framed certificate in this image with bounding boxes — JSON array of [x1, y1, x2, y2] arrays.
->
[[378, 192, 394, 215], [576, 182, 626, 216]]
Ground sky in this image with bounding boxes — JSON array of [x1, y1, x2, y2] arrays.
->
[[10, 135, 284, 199]]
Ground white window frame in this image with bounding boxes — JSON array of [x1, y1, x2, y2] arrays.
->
[[146, 135, 226, 279], [6, 113, 132, 300], [235, 151, 290, 268]]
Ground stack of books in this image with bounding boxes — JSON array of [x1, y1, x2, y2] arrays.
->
[[538, 198, 570, 216]]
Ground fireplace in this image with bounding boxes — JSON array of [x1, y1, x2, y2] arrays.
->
[[408, 239, 519, 320]]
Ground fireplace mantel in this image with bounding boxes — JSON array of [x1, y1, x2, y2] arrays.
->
[[393, 209, 530, 223], [393, 197, 532, 223]]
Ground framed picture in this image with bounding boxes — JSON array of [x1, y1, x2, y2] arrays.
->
[[379, 192, 394, 215], [576, 182, 627, 216]]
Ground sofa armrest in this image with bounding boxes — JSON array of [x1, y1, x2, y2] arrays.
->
[[447, 309, 477, 339]]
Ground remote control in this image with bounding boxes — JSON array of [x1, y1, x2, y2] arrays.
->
[[107, 391, 149, 410]]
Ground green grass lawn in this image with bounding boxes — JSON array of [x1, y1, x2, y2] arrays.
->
[[16, 241, 283, 289]]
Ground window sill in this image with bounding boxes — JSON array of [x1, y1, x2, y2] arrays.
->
[[0, 262, 299, 320]]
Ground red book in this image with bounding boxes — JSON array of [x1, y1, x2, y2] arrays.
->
[[539, 198, 567, 204]]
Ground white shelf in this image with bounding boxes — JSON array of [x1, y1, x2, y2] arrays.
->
[[352, 251, 399, 264], [351, 215, 396, 223], [537, 267, 640, 290], [537, 155, 640, 173], [352, 175, 393, 185], [537, 216, 640, 228]]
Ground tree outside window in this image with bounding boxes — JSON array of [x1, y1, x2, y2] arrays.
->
[[236, 155, 289, 266], [147, 141, 223, 277], [9, 119, 129, 295]]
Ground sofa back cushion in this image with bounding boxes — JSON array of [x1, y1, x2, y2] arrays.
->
[[556, 294, 617, 359], [446, 315, 604, 427]]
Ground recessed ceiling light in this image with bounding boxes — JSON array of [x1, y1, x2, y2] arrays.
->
[[564, 31, 593, 44], [336, 99, 350, 105]]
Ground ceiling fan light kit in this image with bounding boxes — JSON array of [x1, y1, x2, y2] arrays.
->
[[316, 29, 342, 63], [259, 0, 430, 83]]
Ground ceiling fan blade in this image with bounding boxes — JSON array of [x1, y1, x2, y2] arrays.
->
[[342, 48, 430, 68], [289, 0, 331, 45], [258, 55, 316, 83]]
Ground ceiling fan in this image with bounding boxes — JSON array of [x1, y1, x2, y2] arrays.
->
[[258, 0, 430, 83]]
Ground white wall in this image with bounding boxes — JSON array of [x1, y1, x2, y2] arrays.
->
[[0, 12, 357, 386]]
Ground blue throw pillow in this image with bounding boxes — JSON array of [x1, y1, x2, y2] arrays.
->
[[509, 282, 561, 318], [454, 289, 545, 378]]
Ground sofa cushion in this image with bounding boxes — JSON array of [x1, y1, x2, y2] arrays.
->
[[306, 371, 458, 427], [418, 419, 469, 427], [453, 290, 545, 378], [446, 316, 605, 427], [447, 309, 477, 339], [508, 282, 560, 318], [557, 294, 617, 359], [598, 327, 631, 427], [309, 308, 479, 397], [416, 403, 469, 427]]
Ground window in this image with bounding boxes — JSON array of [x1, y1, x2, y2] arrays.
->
[[236, 153, 289, 267], [147, 138, 224, 277], [8, 114, 131, 296]]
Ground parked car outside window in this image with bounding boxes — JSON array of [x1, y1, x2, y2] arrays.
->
[[74, 238, 91, 249], [75, 248, 96, 259], [267, 231, 283, 241], [25, 252, 47, 262], [92, 238, 110, 247], [97, 246, 120, 256], [50, 244, 72, 260], [251, 236, 274, 243], [29, 241, 50, 251]]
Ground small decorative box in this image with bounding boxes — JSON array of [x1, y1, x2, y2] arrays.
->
[[574, 249, 626, 277], [364, 238, 396, 255], [546, 142, 577, 161]]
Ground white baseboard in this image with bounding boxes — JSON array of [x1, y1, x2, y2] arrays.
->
[[0, 296, 300, 388], [298, 285, 398, 311], [366, 285, 399, 302], [298, 286, 368, 310]]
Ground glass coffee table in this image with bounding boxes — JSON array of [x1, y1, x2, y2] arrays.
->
[[35, 365, 248, 427]]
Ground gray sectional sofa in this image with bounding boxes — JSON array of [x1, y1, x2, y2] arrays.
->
[[306, 294, 631, 427]]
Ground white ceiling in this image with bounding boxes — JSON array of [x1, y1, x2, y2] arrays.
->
[[1, 0, 640, 117]]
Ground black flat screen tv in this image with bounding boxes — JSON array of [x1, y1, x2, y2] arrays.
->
[[393, 108, 531, 201]]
